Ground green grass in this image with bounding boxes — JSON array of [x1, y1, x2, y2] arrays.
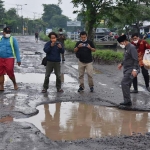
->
[[39, 32, 49, 41], [146, 39, 150, 44], [64, 39, 76, 52]]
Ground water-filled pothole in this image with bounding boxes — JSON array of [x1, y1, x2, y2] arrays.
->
[[72, 65, 101, 74], [4, 73, 77, 84], [14, 102, 150, 141]]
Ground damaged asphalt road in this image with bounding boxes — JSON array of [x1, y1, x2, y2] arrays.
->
[[0, 36, 150, 150]]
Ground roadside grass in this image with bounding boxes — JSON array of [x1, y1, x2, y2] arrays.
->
[[39, 33, 123, 63], [39, 32, 49, 41], [146, 39, 150, 44]]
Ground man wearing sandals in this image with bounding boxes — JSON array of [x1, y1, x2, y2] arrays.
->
[[0, 27, 21, 91], [42, 32, 64, 93]]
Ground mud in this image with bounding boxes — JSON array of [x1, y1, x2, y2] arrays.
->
[[0, 36, 150, 150]]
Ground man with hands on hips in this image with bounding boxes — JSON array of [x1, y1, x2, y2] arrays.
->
[[117, 35, 139, 106], [74, 31, 96, 93]]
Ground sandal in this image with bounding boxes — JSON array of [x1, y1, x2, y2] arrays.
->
[[42, 89, 47, 93], [57, 89, 64, 92]]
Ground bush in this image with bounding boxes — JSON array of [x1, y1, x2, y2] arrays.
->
[[39, 32, 49, 41], [64, 39, 76, 52], [92, 50, 123, 63]]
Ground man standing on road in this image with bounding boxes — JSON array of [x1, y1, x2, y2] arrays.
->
[[35, 32, 39, 43], [117, 35, 139, 106], [0, 27, 21, 91], [57, 28, 66, 61], [74, 31, 96, 92], [42, 32, 64, 93], [131, 33, 150, 93]]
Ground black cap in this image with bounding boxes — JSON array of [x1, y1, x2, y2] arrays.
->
[[117, 35, 127, 43], [3, 27, 11, 33]]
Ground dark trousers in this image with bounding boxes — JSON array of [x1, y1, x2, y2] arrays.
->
[[133, 66, 149, 90], [121, 73, 133, 103], [43, 61, 61, 90]]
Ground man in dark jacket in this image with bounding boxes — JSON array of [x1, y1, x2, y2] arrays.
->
[[42, 32, 64, 93], [117, 35, 139, 106], [74, 31, 96, 92]]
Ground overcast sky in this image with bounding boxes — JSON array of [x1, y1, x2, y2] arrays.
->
[[4, 0, 79, 20]]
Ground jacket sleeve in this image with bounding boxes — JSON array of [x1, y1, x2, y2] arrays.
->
[[130, 46, 139, 70], [144, 41, 150, 49], [43, 42, 52, 54], [13, 37, 21, 62]]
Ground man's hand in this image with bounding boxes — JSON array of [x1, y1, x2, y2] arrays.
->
[[51, 42, 55, 47], [57, 44, 62, 49], [131, 70, 137, 77], [87, 44, 91, 49], [17, 62, 21, 66], [118, 64, 122, 70], [78, 43, 83, 48]]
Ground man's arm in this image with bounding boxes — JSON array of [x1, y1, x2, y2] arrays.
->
[[13, 38, 21, 63], [74, 42, 79, 52], [43, 42, 52, 53], [130, 46, 139, 70], [87, 41, 96, 52], [144, 40, 150, 49]]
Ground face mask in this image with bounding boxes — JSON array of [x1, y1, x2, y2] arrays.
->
[[120, 44, 125, 49], [5, 34, 11, 38], [59, 32, 63, 34], [133, 40, 138, 44]]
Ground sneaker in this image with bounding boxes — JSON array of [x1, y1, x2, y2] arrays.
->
[[130, 90, 138, 93], [146, 87, 150, 92], [120, 101, 132, 106], [78, 87, 84, 92], [42, 89, 47, 93], [57, 89, 64, 92], [90, 87, 94, 92]]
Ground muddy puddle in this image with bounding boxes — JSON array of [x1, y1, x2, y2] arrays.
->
[[4, 73, 77, 84], [14, 102, 150, 141], [72, 65, 101, 74]]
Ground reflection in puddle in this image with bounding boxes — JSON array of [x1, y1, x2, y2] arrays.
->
[[72, 65, 101, 74], [4, 73, 77, 84], [14, 102, 150, 141]]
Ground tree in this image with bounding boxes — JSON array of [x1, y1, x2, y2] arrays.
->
[[0, 0, 5, 24], [42, 4, 62, 24], [50, 15, 70, 29]]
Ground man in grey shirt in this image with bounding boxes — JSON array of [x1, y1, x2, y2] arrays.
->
[[117, 35, 139, 106]]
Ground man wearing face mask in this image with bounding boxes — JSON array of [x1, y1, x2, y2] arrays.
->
[[57, 28, 66, 61], [0, 27, 21, 91], [117, 35, 139, 106], [74, 31, 96, 92], [131, 33, 150, 93]]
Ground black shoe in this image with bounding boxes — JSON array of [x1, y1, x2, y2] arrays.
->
[[130, 90, 138, 93], [78, 87, 84, 92], [120, 102, 132, 106], [146, 87, 150, 92], [90, 87, 94, 92]]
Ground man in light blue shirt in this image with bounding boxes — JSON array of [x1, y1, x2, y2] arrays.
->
[[0, 27, 21, 91]]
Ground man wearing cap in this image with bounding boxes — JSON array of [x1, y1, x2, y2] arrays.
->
[[117, 35, 139, 106], [0, 27, 21, 91]]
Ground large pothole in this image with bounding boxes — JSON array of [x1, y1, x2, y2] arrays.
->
[[14, 102, 150, 141]]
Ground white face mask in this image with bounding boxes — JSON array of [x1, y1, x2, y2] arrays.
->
[[120, 44, 125, 49], [5, 34, 11, 38], [133, 40, 138, 44], [59, 32, 63, 34]]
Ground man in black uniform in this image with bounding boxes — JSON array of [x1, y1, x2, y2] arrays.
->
[[117, 35, 139, 106], [74, 31, 96, 92]]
